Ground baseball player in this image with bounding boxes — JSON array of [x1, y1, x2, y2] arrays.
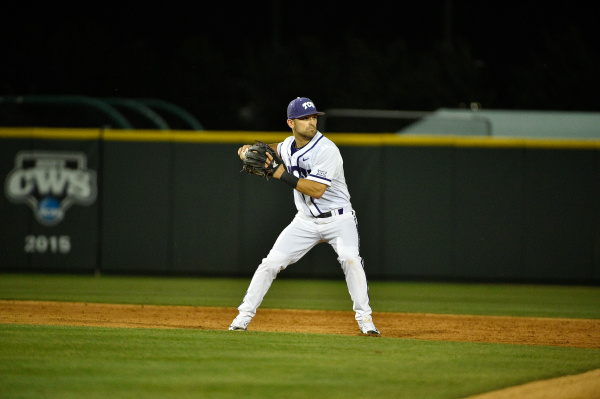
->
[[230, 97, 380, 336]]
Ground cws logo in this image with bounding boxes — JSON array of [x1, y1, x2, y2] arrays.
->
[[4, 151, 97, 226]]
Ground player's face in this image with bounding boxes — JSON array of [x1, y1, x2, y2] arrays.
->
[[289, 114, 318, 140]]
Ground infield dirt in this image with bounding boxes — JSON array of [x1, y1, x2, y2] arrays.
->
[[1, 300, 599, 398]]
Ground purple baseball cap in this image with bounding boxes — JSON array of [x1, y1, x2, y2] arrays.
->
[[287, 97, 325, 119]]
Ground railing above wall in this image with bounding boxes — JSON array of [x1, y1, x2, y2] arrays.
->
[[104, 98, 170, 130], [136, 98, 204, 131], [0, 95, 204, 131]]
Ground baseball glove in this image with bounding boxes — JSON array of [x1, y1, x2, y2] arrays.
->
[[241, 141, 284, 180]]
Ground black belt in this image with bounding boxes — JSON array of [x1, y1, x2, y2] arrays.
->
[[316, 208, 344, 218]]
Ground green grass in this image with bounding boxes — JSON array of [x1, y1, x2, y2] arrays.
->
[[0, 273, 599, 318], [1, 324, 598, 399], [1, 273, 599, 399]]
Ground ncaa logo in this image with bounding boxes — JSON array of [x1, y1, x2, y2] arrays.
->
[[4, 151, 97, 226]]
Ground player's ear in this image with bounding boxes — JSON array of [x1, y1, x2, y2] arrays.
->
[[287, 119, 294, 129]]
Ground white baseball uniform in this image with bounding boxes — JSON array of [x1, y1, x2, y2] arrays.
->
[[235, 131, 374, 323]]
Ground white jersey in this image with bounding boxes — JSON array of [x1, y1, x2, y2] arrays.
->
[[277, 131, 352, 217]]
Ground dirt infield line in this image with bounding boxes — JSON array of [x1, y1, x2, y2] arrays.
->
[[1, 300, 599, 348]]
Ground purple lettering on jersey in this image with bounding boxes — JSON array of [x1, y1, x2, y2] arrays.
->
[[289, 165, 311, 178]]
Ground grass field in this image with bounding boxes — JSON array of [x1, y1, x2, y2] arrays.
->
[[1, 273, 599, 399]]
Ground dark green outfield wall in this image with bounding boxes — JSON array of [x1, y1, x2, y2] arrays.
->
[[1, 128, 599, 283]]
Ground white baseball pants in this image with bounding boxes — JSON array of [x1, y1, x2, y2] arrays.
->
[[237, 210, 373, 321]]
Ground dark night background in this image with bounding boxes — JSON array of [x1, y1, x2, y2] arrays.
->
[[1, 1, 599, 131]]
